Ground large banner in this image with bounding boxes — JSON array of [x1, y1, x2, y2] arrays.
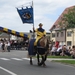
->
[[17, 6, 33, 24]]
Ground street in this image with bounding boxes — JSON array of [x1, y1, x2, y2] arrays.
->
[[0, 50, 75, 75]]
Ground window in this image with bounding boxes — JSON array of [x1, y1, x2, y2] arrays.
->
[[61, 32, 64, 37], [52, 33, 55, 37], [57, 32, 59, 37], [67, 31, 71, 36], [67, 41, 71, 46]]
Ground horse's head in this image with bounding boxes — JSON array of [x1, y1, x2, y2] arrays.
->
[[39, 36, 49, 48]]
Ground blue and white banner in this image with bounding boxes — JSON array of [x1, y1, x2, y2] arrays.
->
[[17, 5, 33, 24]]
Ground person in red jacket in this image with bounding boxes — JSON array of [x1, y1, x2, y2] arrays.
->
[[55, 41, 59, 49]]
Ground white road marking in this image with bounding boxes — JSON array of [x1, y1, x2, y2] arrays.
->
[[11, 58, 22, 61], [0, 58, 35, 61], [0, 58, 10, 60], [22, 58, 34, 60], [0, 66, 17, 75]]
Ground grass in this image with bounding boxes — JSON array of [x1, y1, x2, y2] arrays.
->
[[36, 55, 72, 59], [35, 55, 75, 65], [55, 60, 75, 64], [47, 55, 72, 59], [53, 60, 75, 65], [47, 55, 75, 65], [48, 56, 75, 65]]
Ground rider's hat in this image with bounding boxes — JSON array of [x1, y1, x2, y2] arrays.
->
[[39, 23, 43, 26]]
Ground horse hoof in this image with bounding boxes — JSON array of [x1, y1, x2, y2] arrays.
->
[[43, 63, 46, 67], [38, 63, 41, 66], [38, 63, 42, 66]]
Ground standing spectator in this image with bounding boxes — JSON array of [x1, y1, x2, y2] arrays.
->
[[49, 40, 54, 51], [55, 41, 59, 49], [1, 41, 5, 52], [25, 38, 29, 50], [7, 41, 11, 52], [5, 41, 8, 52], [0, 41, 2, 51]]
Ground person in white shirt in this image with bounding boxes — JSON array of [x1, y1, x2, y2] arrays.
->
[[0, 42, 2, 51], [7, 41, 11, 52], [50, 45, 57, 55], [57, 46, 62, 52]]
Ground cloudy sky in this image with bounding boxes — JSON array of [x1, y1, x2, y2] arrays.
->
[[0, 0, 75, 33]]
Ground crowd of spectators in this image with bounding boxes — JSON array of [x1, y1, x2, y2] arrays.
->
[[49, 41, 75, 59], [0, 38, 29, 52], [0, 39, 11, 52]]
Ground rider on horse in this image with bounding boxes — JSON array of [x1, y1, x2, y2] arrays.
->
[[29, 23, 49, 66], [33, 23, 46, 47]]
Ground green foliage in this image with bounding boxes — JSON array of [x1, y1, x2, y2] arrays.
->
[[59, 6, 75, 30]]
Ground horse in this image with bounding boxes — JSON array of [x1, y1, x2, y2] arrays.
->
[[28, 36, 49, 67]]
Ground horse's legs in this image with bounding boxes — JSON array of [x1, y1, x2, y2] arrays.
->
[[39, 54, 48, 67], [37, 53, 40, 66], [43, 54, 48, 66], [38, 55, 45, 66], [30, 56, 33, 65], [44, 54, 47, 61]]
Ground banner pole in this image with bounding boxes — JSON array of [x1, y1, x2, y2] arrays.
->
[[32, 1, 35, 39], [32, 23, 35, 39]]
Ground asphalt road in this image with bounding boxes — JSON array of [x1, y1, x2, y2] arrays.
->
[[0, 50, 75, 75]]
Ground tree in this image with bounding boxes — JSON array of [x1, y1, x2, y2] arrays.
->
[[59, 6, 75, 45], [59, 6, 75, 31]]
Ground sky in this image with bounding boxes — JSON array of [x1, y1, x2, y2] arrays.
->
[[0, 0, 75, 33]]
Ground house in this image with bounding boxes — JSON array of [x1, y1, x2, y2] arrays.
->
[[50, 6, 75, 47], [0, 31, 29, 41], [0, 32, 10, 40]]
